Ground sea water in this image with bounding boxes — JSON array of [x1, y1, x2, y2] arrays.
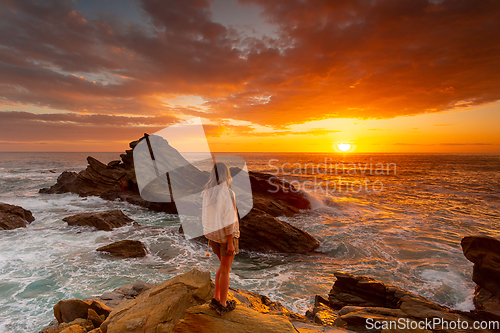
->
[[0, 152, 499, 332]]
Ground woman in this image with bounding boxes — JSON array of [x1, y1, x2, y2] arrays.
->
[[201, 162, 240, 315]]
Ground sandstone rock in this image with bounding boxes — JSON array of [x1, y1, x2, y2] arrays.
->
[[45, 318, 93, 333], [54, 299, 112, 324], [474, 286, 500, 320], [59, 325, 87, 333], [461, 236, 500, 296], [316, 271, 476, 332], [0, 202, 35, 230], [87, 308, 104, 327], [100, 269, 213, 333], [40, 134, 319, 254], [54, 299, 92, 324], [62, 210, 135, 231], [170, 303, 297, 333], [230, 288, 304, 320], [96, 240, 148, 258], [306, 295, 340, 326]]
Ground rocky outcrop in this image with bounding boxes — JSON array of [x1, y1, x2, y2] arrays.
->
[[42, 269, 335, 333], [40, 134, 318, 254], [307, 271, 496, 332], [96, 240, 148, 258], [461, 236, 500, 320], [238, 208, 319, 253], [0, 202, 35, 230], [461, 236, 500, 296], [62, 210, 135, 231]]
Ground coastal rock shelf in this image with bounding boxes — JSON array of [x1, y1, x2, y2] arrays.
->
[[39, 134, 319, 254], [41, 235, 500, 332], [40, 269, 346, 333]]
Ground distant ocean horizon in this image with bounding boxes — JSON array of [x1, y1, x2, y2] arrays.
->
[[0, 152, 499, 332]]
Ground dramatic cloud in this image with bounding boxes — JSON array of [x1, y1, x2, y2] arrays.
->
[[0, 0, 499, 130]]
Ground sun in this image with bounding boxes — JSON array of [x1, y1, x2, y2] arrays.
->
[[336, 143, 352, 152]]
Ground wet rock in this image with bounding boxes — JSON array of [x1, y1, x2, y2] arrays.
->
[[306, 295, 340, 326], [461, 236, 500, 296], [238, 208, 319, 254], [0, 202, 35, 230], [313, 271, 477, 332], [62, 210, 135, 231], [474, 286, 500, 320], [96, 240, 148, 258]]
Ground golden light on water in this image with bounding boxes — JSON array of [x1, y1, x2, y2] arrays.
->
[[336, 143, 352, 152]]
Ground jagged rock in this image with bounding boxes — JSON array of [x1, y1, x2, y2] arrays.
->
[[87, 308, 104, 327], [461, 236, 500, 296], [474, 286, 500, 320], [84, 281, 154, 309], [238, 208, 319, 254], [0, 202, 35, 230], [40, 134, 319, 254], [316, 271, 477, 332], [54, 299, 112, 324], [62, 210, 135, 231], [96, 240, 148, 258]]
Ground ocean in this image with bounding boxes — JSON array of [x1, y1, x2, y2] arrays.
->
[[0, 152, 499, 332]]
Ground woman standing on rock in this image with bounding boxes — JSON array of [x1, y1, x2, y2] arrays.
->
[[202, 162, 240, 315]]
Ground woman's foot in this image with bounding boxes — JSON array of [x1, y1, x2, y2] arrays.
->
[[216, 299, 236, 316], [209, 298, 221, 310]]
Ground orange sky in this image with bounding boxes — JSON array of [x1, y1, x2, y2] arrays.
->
[[0, 0, 499, 153]]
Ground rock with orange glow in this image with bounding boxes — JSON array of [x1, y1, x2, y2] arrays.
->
[[308, 271, 490, 332], [461, 236, 500, 320]]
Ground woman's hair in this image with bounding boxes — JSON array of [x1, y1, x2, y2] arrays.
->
[[203, 162, 232, 205], [204, 162, 232, 191]]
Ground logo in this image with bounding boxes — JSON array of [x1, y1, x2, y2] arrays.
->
[[133, 117, 253, 239]]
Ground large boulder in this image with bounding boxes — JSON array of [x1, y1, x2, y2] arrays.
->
[[0, 202, 35, 230], [96, 240, 148, 258], [461, 236, 500, 321], [62, 210, 135, 231], [40, 134, 319, 254], [53, 299, 112, 324], [238, 208, 319, 253], [100, 269, 214, 333], [461, 236, 500, 296]]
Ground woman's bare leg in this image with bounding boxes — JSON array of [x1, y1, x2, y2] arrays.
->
[[214, 267, 221, 301], [218, 254, 234, 307], [213, 251, 222, 301]]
